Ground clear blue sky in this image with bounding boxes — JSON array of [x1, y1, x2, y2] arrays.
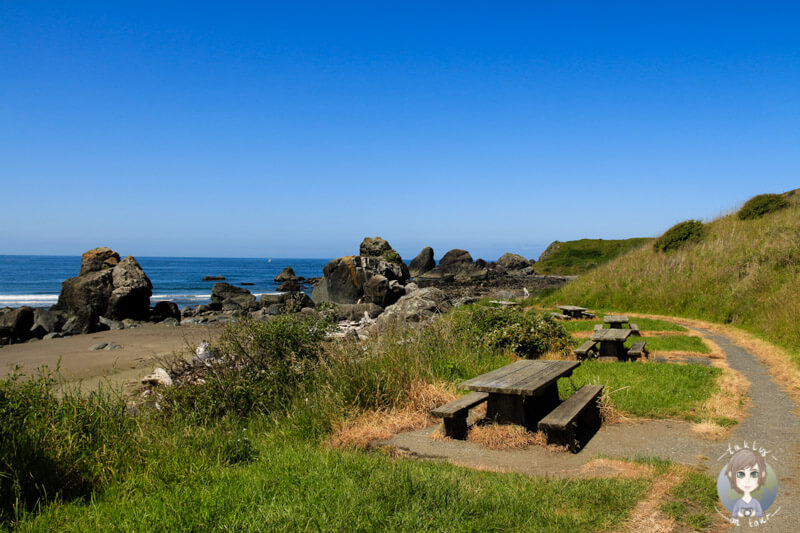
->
[[2, 1, 798, 261]]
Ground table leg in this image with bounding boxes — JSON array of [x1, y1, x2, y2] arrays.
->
[[485, 384, 562, 431], [486, 393, 525, 426], [599, 340, 624, 358]]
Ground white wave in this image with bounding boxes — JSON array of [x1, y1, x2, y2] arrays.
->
[[0, 294, 59, 307]]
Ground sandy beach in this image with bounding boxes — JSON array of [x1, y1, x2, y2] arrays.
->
[[0, 323, 223, 394]]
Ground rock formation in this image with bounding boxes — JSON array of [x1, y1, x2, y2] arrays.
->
[[54, 248, 152, 333], [409, 246, 435, 277], [312, 237, 410, 307]]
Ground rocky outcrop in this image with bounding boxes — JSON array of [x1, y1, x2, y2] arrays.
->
[[538, 241, 562, 263], [55, 269, 115, 333], [497, 253, 531, 271], [409, 247, 435, 277], [0, 306, 36, 344], [274, 267, 304, 282], [211, 282, 257, 311], [151, 301, 181, 322], [277, 280, 302, 292], [79, 247, 120, 276], [54, 249, 153, 333], [30, 308, 65, 339], [438, 249, 474, 272], [376, 287, 452, 327], [108, 257, 153, 321], [312, 238, 410, 306]]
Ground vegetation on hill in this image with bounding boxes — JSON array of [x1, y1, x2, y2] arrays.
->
[[535, 238, 652, 275], [652, 220, 705, 253], [737, 192, 789, 220], [545, 191, 800, 365]]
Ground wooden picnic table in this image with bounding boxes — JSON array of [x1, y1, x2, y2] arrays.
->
[[603, 315, 630, 328], [590, 327, 633, 358], [458, 359, 580, 430], [557, 305, 588, 318]]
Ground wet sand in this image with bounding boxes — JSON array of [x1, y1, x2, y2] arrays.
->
[[0, 323, 223, 393]]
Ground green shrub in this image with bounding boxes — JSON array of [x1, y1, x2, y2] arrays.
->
[[162, 313, 335, 421], [452, 305, 571, 358], [737, 193, 789, 220], [653, 220, 705, 252], [0, 368, 139, 523]]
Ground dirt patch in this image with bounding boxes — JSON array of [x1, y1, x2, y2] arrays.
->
[[465, 424, 549, 450], [580, 458, 653, 479], [616, 468, 684, 533]]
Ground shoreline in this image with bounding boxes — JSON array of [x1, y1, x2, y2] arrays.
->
[[0, 322, 223, 393]]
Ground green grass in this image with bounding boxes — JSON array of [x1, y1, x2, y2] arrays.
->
[[18, 435, 649, 532], [535, 238, 652, 275], [559, 360, 721, 419], [559, 318, 687, 334], [568, 335, 709, 354], [633, 335, 710, 354], [661, 470, 719, 531]]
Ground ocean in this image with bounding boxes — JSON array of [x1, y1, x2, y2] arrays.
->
[[0, 256, 331, 309]]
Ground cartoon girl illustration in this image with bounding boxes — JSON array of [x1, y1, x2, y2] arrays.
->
[[725, 448, 767, 518]]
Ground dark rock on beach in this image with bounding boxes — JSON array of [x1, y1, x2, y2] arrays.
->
[[151, 301, 181, 323], [54, 249, 153, 333], [0, 306, 36, 343], [211, 282, 257, 311], [274, 267, 304, 282], [277, 280, 302, 292], [409, 246, 435, 277]]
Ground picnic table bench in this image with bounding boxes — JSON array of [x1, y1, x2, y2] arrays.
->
[[539, 384, 604, 452], [430, 392, 489, 440]]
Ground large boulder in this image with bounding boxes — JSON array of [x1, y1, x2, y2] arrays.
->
[[55, 269, 115, 333], [30, 308, 65, 339], [438, 249, 474, 273], [409, 246, 435, 277], [107, 257, 153, 321], [79, 246, 120, 276], [312, 255, 409, 305], [376, 287, 452, 327], [211, 282, 257, 311], [55, 249, 153, 333], [360, 237, 395, 260], [274, 267, 303, 282], [497, 253, 533, 272], [151, 301, 181, 322], [0, 306, 36, 343]]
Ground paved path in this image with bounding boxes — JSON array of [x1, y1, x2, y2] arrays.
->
[[386, 327, 800, 531]]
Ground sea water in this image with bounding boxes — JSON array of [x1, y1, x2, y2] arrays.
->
[[0, 256, 330, 309]]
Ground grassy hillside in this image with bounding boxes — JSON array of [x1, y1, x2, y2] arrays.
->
[[545, 190, 800, 364], [535, 238, 652, 275]]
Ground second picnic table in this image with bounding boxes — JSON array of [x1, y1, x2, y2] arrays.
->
[[458, 359, 580, 430], [603, 314, 630, 328], [557, 305, 588, 318], [590, 327, 633, 358]]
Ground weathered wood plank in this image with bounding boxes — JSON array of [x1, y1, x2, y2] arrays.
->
[[627, 341, 647, 358], [459, 360, 580, 396], [539, 385, 604, 430], [431, 392, 489, 418], [603, 315, 629, 324], [575, 340, 597, 356], [590, 328, 632, 342], [458, 360, 530, 389], [503, 362, 580, 396]]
